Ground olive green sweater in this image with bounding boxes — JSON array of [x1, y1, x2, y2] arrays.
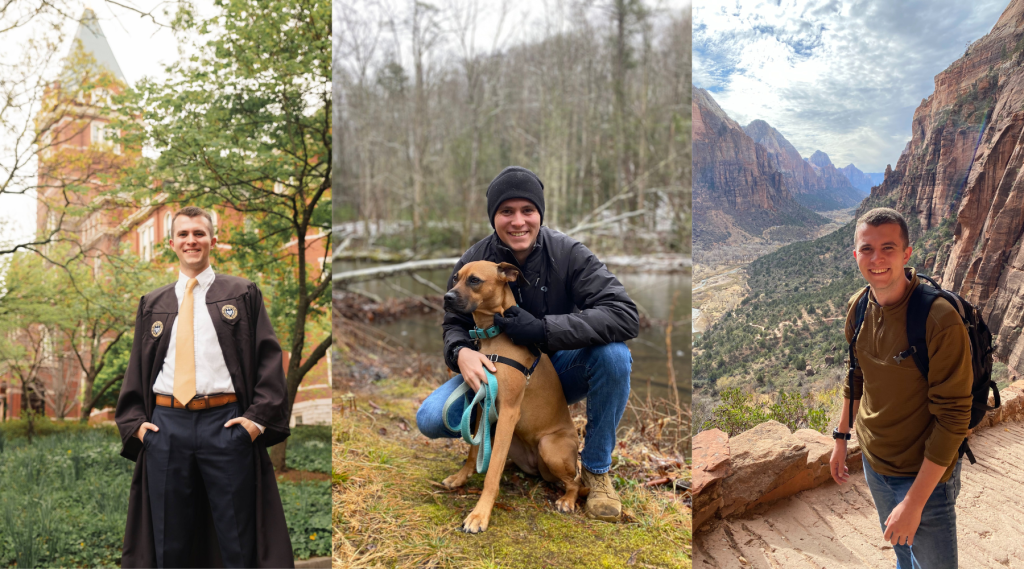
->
[[843, 268, 972, 482]]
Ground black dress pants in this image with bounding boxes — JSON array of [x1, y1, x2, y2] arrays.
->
[[145, 403, 256, 568]]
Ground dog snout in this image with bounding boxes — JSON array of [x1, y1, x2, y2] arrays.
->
[[443, 291, 459, 309]]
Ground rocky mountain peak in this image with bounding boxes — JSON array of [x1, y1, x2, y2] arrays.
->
[[743, 120, 803, 163], [808, 150, 833, 168]]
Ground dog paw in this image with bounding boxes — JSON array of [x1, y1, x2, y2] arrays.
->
[[442, 474, 467, 489], [554, 496, 577, 513], [461, 511, 489, 533]]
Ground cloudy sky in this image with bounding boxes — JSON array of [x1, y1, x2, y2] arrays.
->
[[694, 0, 1009, 173]]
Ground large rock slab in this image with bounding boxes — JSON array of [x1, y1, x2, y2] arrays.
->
[[693, 428, 730, 494], [718, 421, 809, 518], [692, 428, 732, 528]]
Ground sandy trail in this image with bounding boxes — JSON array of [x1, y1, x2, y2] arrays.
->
[[695, 421, 1024, 568]]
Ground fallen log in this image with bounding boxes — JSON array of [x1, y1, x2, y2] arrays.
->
[[333, 258, 460, 285]]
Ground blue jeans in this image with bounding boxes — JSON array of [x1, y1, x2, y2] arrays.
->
[[416, 342, 632, 474], [862, 454, 962, 569]]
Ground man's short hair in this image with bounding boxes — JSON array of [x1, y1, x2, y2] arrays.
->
[[857, 207, 909, 248], [171, 206, 214, 235]]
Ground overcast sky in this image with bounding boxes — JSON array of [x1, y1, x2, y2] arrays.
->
[[694, 0, 1009, 173], [0, 0, 216, 246]]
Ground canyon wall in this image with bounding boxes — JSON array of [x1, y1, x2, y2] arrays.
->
[[872, 0, 1024, 371], [693, 88, 828, 247]]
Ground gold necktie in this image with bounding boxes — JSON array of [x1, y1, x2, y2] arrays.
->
[[173, 278, 199, 406]]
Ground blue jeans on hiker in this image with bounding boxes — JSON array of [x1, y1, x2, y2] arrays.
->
[[416, 342, 632, 474], [862, 454, 962, 569]]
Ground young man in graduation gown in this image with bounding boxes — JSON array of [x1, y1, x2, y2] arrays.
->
[[115, 206, 294, 568]]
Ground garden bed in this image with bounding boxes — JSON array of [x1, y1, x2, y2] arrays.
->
[[0, 420, 331, 567]]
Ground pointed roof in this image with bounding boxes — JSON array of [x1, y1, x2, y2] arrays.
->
[[67, 8, 124, 80]]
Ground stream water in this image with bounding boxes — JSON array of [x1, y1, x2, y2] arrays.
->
[[336, 260, 691, 409]]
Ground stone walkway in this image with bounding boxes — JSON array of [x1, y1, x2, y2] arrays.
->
[[695, 421, 1024, 568]]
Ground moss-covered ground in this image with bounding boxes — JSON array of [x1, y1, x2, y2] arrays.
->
[[332, 378, 691, 569]]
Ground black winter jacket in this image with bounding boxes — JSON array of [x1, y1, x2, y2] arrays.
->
[[442, 227, 639, 372]]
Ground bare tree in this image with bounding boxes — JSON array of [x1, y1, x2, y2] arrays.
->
[[336, 0, 692, 256]]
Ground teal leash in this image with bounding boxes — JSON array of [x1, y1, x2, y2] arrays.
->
[[441, 365, 500, 473], [460, 366, 499, 473]]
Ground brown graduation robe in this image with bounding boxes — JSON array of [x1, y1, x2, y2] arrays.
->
[[114, 275, 294, 568]]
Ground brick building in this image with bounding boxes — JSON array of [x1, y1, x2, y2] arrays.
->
[[0, 9, 330, 426]]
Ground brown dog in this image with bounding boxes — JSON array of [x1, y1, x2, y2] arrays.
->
[[441, 260, 584, 533]]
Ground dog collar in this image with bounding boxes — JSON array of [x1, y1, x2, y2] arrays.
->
[[467, 303, 518, 340], [469, 325, 501, 340]]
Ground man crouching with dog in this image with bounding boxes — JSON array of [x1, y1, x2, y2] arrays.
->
[[416, 165, 639, 525]]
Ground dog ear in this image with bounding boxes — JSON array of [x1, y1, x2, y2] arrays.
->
[[496, 262, 520, 282]]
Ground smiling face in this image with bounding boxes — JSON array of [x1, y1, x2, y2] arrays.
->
[[443, 261, 520, 316], [169, 214, 216, 277], [493, 198, 541, 260], [853, 221, 912, 302]]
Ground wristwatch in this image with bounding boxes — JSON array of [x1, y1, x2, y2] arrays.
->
[[832, 428, 852, 441]]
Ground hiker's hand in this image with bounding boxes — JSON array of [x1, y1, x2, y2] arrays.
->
[[493, 306, 546, 346], [458, 348, 497, 392], [137, 422, 158, 442], [883, 499, 922, 547], [830, 440, 849, 485]]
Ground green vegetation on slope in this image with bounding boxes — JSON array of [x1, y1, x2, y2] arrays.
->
[[694, 193, 961, 427], [693, 217, 861, 394]]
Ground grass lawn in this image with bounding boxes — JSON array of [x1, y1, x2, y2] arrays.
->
[[0, 420, 330, 568]]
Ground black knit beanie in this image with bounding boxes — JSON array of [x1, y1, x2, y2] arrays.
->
[[486, 166, 545, 228]]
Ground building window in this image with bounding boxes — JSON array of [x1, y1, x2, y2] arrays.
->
[[138, 220, 155, 261], [91, 122, 105, 145], [164, 212, 173, 238], [211, 211, 218, 236]]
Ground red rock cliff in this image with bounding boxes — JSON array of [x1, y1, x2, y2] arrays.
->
[[743, 120, 864, 209], [693, 88, 790, 212], [875, 0, 1024, 370]]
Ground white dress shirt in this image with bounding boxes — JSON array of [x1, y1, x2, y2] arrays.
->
[[154, 266, 234, 396], [153, 266, 265, 434]]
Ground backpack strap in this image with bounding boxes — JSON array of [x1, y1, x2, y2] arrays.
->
[[903, 282, 941, 379], [906, 274, 990, 465], [848, 286, 870, 429]]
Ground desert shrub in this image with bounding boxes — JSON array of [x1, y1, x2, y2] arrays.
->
[[700, 387, 833, 436]]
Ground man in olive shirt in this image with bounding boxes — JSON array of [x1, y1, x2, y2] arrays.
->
[[829, 208, 972, 569]]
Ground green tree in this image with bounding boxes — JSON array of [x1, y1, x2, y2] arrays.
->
[[0, 253, 64, 441], [114, 0, 331, 469], [50, 249, 164, 422]]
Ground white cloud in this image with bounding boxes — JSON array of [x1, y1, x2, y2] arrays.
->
[[694, 0, 1008, 172]]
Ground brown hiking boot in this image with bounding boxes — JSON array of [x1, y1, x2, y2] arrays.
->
[[581, 468, 621, 522]]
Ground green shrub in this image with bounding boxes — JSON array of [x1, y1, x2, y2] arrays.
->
[[286, 425, 331, 473], [993, 361, 1011, 390], [0, 417, 118, 440], [0, 430, 132, 568], [701, 387, 832, 436], [279, 481, 331, 560], [0, 427, 331, 566]]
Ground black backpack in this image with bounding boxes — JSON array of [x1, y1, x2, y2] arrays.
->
[[848, 273, 999, 464]]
